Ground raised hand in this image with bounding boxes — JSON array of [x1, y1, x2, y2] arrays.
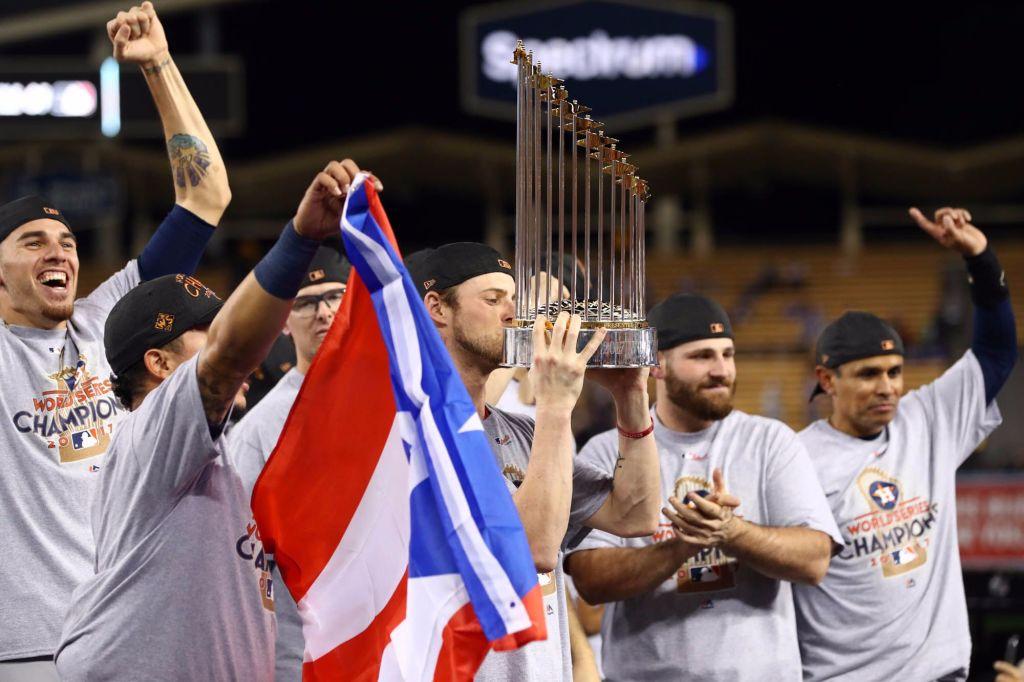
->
[[529, 312, 607, 413], [909, 206, 987, 257], [294, 160, 383, 241], [107, 2, 168, 65]]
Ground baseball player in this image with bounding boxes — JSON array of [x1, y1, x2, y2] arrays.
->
[[228, 246, 350, 682], [793, 207, 1017, 680], [563, 294, 843, 681], [0, 4, 231, 679], [54, 160, 369, 680], [405, 243, 662, 681]]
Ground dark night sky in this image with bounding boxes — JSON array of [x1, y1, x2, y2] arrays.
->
[[6, 0, 1024, 157]]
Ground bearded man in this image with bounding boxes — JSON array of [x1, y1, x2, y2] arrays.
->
[[563, 293, 842, 682]]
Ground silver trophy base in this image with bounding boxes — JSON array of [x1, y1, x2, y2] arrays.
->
[[501, 325, 658, 368]]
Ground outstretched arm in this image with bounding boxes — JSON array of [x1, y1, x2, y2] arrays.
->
[[198, 160, 363, 426], [582, 368, 661, 538], [106, 3, 230, 281], [909, 207, 1017, 403], [514, 316, 606, 572]]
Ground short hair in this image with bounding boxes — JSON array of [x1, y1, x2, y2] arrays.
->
[[437, 285, 460, 311], [109, 336, 185, 410]]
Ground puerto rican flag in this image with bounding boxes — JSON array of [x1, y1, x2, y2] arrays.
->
[[251, 174, 545, 681]]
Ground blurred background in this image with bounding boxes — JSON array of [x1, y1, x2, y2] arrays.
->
[[3, 0, 1023, 676]]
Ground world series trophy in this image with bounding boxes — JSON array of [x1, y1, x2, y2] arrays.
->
[[502, 41, 657, 368]]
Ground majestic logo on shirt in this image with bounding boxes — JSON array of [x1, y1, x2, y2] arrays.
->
[[665, 475, 737, 594], [11, 354, 124, 463], [839, 467, 935, 577], [236, 518, 276, 613]]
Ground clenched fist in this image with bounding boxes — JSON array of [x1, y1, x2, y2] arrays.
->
[[107, 2, 168, 66], [294, 160, 383, 241]]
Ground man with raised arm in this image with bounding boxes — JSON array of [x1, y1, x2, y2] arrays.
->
[[55, 160, 369, 681], [563, 294, 842, 682], [794, 207, 1018, 681], [0, 4, 230, 678], [405, 245, 661, 681], [228, 245, 350, 682]]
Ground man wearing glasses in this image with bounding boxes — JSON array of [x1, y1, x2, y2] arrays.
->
[[227, 244, 349, 682]]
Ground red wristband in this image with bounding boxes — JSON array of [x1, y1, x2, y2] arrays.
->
[[618, 418, 654, 439]]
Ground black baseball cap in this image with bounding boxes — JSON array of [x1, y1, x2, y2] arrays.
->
[[810, 311, 905, 398], [302, 246, 351, 289], [647, 293, 733, 351], [405, 242, 513, 298], [0, 195, 71, 244], [104, 274, 223, 375], [539, 253, 590, 300]]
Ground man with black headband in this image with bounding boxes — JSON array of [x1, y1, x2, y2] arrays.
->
[[0, 4, 231, 677], [407, 243, 661, 682], [794, 207, 1017, 682], [55, 159, 371, 681], [564, 293, 842, 681], [228, 245, 350, 682]]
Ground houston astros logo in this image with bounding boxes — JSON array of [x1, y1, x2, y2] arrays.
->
[[43, 206, 60, 216], [167, 133, 211, 188]]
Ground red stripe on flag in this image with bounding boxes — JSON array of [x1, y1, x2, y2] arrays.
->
[[251, 268, 396, 601], [431, 584, 547, 681], [302, 573, 409, 682]]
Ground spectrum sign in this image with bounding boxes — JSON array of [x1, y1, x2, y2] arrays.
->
[[460, 0, 734, 129]]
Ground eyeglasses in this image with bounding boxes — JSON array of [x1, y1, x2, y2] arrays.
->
[[292, 288, 345, 318]]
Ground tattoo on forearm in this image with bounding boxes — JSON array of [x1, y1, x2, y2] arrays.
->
[[142, 57, 171, 75], [197, 369, 235, 428], [167, 134, 211, 188], [615, 454, 625, 471]]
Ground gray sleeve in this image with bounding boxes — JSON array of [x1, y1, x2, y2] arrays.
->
[[564, 431, 616, 550], [226, 427, 269, 501], [79, 260, 142, 317], [910, 350, 1003, 467], [763, 425, 844, 548], [124, 352, 222, 498]]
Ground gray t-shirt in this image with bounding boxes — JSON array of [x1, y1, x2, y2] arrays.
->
[[475, 405, 612, 682], [227, 368, 304, 682], [568, 408, 843, 682], [794, 351, 1002, 682], [0, 262, 139, 659], [55, 354, 276, 681]]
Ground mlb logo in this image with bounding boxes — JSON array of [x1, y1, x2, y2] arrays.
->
[[891, 546, 917, 565], [710, 322, 725, 333], [868, 480, 900, 510], [494, 434, 511, 446], [308, 268, 326, 282], [498, 259, 512, 270], [88, 464, 101, 473], [881, 339, 895, 350], [71, 430, 98, 450]]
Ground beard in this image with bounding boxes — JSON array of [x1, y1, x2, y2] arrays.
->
[[452, 318, 504, 371], [40, 298, 74, 323], [663, 370, 736, 422]]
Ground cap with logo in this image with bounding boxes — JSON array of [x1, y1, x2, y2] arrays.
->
[[810, 310, 905, 398], [404, 242, 513, 299], [647, 293, 733, 351], [0, 195, 71, 244], [104, 273, 223, 375], [303, 245, 351, 289]]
